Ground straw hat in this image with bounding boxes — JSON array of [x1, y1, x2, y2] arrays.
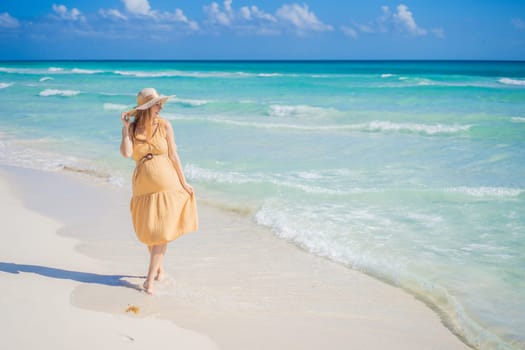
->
[[127, 88, 175, 116]]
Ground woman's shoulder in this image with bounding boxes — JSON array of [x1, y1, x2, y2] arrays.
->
[[157, 117, 174, 133], [156, 117, 169, 126]]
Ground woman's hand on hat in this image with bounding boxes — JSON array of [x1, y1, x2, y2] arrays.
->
[[121, 112, 131, 127]]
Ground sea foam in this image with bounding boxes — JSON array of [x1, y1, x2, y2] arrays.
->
[[178, 116, 471, 136], [0, 67, 18, 73], [173, 97, 210, 106], [0, 83, 13, 89], [185, 164, 360, 195], [39, 89, 80, 97], [268, 104, 336, 117], [498, 78, 525, 86], [71, 68, 104, 74], [446, 187, 524, 198], [114, 70, 249, 78], [103, 103, 129, 111], [258, 73, 283, 77], [365, 121, 472, 135]]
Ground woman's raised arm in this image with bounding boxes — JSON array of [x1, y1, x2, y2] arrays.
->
[[120, 112, 133, 158]]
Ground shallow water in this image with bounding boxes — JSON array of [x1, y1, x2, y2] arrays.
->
[[0, 60, 524, 349]]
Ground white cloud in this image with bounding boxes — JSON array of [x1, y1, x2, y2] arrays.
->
[[0, 12, 20, 28], [355, 23, 375, 33], [240, 7, 250, 20], [341, 25, 358, 39], [122, 0, 151, 16], [205, 1, 277, 29], [343, 4, 432, 38], [393, 4, 426, 36], [100, 1, 198, 31], [163, 9, 199, 30], [98, 9, 127, 21], [512, 18, 525, 30], [276, 3, 333, 32], [52, 4, 85, 21], [204, 1, 234, 26], [224, 0, 234, 16], [377, 6, 391, 33], [240, 5, 276, 22], [202, 1, 333, 35]]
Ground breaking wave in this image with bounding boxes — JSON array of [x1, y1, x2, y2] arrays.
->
[[499, 78, 525, 86], [103, 103, 129, 111], [446, 187, 524, 198], [39, 89, 81, 97], [172, 116, 472, 136]]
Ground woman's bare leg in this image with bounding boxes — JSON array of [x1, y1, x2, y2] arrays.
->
[[146, 244, 166, 281], [143, 243, 167, 294], [155, 244, 166, 281]]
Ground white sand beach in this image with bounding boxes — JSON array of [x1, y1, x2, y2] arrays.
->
[[0, 165, 472, 350]]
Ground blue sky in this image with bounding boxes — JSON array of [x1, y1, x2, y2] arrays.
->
[[1, 0, 524, 60]]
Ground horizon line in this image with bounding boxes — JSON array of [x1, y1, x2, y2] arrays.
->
[[1, 59, 525, 63]]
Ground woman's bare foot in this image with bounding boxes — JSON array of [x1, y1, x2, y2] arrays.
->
[[155, 268, 164, 281], [143, 279, 154, 295]]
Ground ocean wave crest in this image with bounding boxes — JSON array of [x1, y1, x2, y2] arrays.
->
[[0, 67, 50, 75], [180, 118, 332, 131], [446, 187, 524, 198], [185, 164, 355, 195], [173, 97, 210, 106], [416, 79, 436, 86], [0, 82, 13, 89], [71, 68, 104, 74], [498, 78, 525, 86], [511, 117, 525, 123], [114, 70, 250, 78], [114, 70, 181, 78], [0, 67, 18, 73], [365, 121, 472, 135], [258, 73, 283, 77], [103, 103, 129, 111], [176, 117, 471, 136], [381, 77, 496, 88], [39, 77, 53, 82], [1, 66, 103, 76], [39, 89, 80, 97], [268, 104, 337, 117], [184, 164, 252, 184]]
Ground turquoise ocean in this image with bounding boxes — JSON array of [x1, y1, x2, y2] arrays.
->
[[0, 61, 524, 349]]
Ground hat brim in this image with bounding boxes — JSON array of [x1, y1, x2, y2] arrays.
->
[[135, 94, 175, 111]]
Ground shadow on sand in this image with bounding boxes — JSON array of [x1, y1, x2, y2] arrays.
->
[[0, 261, 143, 290]]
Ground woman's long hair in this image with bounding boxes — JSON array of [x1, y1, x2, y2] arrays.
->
[[131, 108, 156, 142]]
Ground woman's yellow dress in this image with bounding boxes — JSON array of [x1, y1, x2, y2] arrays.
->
[[130, 118, 198, 245]]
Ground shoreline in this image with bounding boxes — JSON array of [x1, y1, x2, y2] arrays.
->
[[0, 164, 472, 350]]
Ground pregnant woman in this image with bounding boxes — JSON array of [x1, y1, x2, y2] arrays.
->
[[120, 88, 198, 295]]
